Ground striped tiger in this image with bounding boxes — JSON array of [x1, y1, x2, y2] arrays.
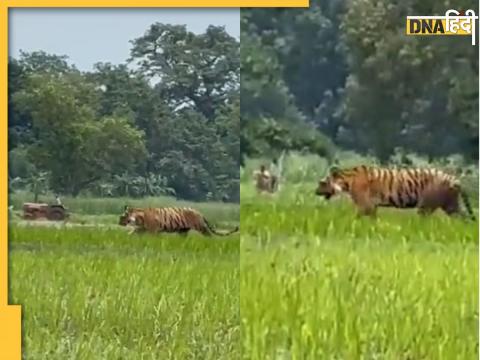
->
[[119, 205, 239, 236], [315, 165, 475, 220]]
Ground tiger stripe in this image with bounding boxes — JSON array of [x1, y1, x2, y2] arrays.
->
[[315, 165, 475, 220], [119, 205, 239, 236]]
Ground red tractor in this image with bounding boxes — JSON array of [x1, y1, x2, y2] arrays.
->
[[22, 203, 69, 221]]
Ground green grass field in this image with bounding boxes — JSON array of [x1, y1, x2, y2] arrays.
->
[[241, 183, 479, 359], [7, 182, 479, 359], [9, 198, 239, 359]]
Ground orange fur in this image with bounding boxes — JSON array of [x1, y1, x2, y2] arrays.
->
[[315, 165, 475, 220], [119, 206, 239, 236]]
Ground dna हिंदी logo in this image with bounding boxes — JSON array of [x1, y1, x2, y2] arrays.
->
[[406, 9, 478, 45]]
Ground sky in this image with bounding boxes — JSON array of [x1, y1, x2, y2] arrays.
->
[[9, 8, 240, 72]]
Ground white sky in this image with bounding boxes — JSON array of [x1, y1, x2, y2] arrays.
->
[[9, 8, 240, 71]]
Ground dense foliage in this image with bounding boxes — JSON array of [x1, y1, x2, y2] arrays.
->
[[241, 0, 478, 164], [9, 24, 240, 202]]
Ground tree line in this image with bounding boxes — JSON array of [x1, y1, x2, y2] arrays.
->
[[241, 0, 478, 165], [8, 24, 240, 202]]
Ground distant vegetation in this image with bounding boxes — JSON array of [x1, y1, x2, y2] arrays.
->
[[241, 0, 478, 165], [9, 24, 239, 202]]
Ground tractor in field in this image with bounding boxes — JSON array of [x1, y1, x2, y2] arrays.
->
[[22, 203, 69, 221]]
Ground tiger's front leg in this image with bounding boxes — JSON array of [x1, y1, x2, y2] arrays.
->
[[351, 180, 377, 218], [128, 226, 145, 235], [354, 202, 377, 218]]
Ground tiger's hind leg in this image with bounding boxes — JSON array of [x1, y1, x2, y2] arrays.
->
[[417, 198, 436, 217], [417, 186, 441, 217], [417, 206, 434, 216], [441, 190, 462, 218], [420, 186, 462, 219], [422, 185, 462, 218]]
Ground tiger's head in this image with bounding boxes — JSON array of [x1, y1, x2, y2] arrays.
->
[[119, 205, 145, 226], [315, 166, 346, 200]]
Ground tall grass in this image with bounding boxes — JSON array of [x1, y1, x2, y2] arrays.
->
[[240, 153, 478, 359], [10, 226, 240, 359], [240, 193, 478, 359]]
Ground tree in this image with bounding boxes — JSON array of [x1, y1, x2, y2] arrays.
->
[[240, 22, 334, 162], [17, 50, 77, 75], [8, 58, 30, 149], [9, 26, 241, 202], [149, 109, 224, 200], [129, 24, 239, 120], [86, 62, 157, 128], [342, 0, 478, 161], [242, 1, 478, 163], [26, 171, 49, 203], [9, 52, 79, 150], [243, 3, 348, 140], [14, 73, 147, 196]]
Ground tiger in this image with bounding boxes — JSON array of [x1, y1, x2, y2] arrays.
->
[[253, 165, 278, 194], [119, 205, 239, 236], [315, 165, 475, 220]]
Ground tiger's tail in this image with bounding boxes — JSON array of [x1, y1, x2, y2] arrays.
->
[[460, 188, 476, 221], [204, 218, 239, 236]]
